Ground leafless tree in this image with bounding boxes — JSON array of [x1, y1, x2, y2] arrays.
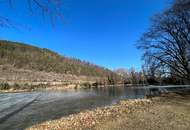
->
[[0, 0, 64, 28], [137, 0, 190, 84]]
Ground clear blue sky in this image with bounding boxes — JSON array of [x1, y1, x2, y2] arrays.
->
[[0, 0, 168, 70]]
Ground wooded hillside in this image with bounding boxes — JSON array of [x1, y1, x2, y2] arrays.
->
[[0, 40, 119, 80]]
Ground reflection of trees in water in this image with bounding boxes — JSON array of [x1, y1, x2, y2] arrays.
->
[[92, 86, 177, 99], [108, 87, 124, 97], [92, 86, 124, 97], [124, 87, 146, 99], [92, 86, 149, 99], [148, 88, 159, 96]]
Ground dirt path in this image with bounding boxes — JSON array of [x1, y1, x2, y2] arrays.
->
[[27, 92, 190, 130]]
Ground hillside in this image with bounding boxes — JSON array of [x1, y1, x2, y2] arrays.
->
[[0, 40, 122, 88]]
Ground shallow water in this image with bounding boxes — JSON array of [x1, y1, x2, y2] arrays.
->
[[0, 85, 189, 130]]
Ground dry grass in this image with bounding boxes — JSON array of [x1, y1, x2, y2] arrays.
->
[[94, 93, 190, 130]]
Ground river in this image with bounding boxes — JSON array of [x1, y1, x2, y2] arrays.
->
[[0, 85, 189, 130]]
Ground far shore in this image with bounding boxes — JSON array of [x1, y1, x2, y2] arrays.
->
[[0, 83, 125, 93], [0, 83, 189, 93]]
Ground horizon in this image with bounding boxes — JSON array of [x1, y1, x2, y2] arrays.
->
[[0, 0, 169, 70]]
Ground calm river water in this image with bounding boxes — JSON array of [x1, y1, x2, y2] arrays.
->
[[0, 85, 189, 130]]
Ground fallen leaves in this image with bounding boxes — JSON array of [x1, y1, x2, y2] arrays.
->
[[26, 99, 152, 130]]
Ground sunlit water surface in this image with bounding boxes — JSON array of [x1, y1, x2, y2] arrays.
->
[[0, 85, 189, 130]]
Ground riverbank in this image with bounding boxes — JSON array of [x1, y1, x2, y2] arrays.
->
[[0, 65, 123, 93], [27, 92, 190, 130], [0, 83, 125, 93]]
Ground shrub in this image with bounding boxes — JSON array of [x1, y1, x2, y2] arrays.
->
[[13, 83, 21, 90], [0, 83, 11, 90], [82, 82, 91, 88]]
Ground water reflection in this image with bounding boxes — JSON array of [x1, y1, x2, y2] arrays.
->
[[0, 86, 189, 130], [92, 86, 124, 97]]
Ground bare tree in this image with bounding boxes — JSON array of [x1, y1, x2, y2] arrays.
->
[[0, 0, 64, 28], [137, 0, 190, 84]]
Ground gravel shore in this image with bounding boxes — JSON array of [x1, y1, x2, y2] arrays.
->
[[26, 92, 190, 130]]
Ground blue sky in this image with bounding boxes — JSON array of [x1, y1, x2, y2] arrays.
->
[[0, 0, 168, 70]]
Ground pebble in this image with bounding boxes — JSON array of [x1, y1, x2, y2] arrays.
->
[[27, 99, 152, 130]]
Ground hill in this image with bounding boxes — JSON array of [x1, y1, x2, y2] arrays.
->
[[0, 40, 122, 88]]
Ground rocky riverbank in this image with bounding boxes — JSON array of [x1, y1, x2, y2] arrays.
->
[[26, 92, 190, 130], [26, 99, 152, 130]]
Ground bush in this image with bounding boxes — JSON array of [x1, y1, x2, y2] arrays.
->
[[0, 83, 11, 90], [82, 82, 91, 88], [13, 83, 21, 90]]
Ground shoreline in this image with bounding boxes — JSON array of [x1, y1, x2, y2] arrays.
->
[[27, 99, 152, 130], [0, 84, 125, 93], [26, 92, 190, 130]]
